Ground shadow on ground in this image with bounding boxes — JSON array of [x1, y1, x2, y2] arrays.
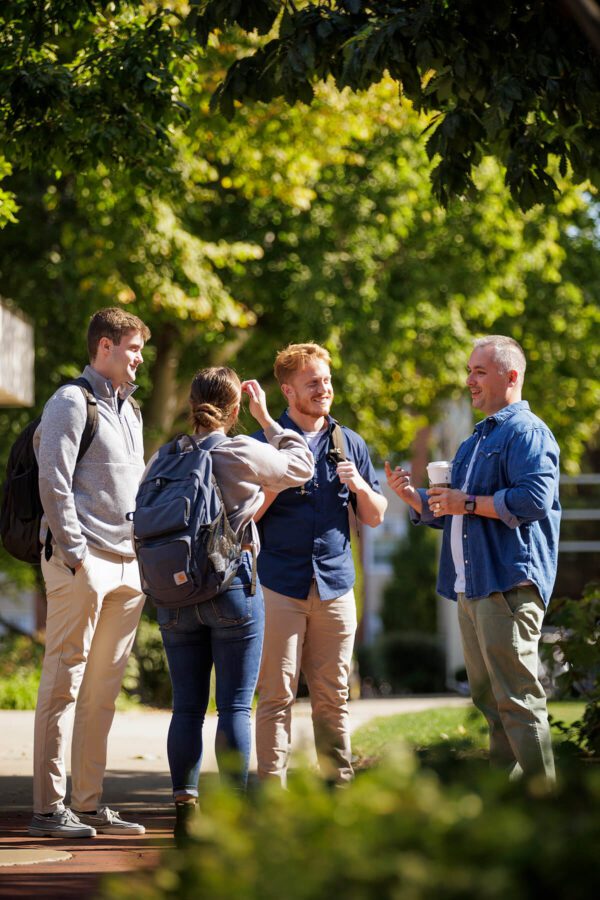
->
[[0, 770, 175, 812]]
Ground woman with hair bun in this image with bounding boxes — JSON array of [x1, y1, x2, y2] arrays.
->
[[155, 366, 314, 842]]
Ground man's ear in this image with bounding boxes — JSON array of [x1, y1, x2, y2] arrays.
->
[[97, 336, 113, 357], [281, 382, 293, 401], [508, 368, 519, 387]]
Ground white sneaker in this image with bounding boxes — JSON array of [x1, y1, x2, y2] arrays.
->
[[75, 806, 145, 835], [28, 807, 96, 838]]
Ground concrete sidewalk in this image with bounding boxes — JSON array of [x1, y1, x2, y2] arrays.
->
[[0, 695, 470, 809], [0, 696, 469, 898]]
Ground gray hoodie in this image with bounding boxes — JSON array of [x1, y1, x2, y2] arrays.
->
[[33, 365, 145, 567]]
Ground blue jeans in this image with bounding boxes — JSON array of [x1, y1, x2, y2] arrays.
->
[[157, 553, 265, 797]]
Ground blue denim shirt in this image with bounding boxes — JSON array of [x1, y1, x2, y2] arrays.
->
[[253, 411, 382, 600], [410, 401, 561, 606]]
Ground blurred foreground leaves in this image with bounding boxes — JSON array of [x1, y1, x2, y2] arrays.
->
[[102, 746, 600, 900]]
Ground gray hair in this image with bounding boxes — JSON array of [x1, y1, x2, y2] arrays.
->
[[473, 335, 526, 378]]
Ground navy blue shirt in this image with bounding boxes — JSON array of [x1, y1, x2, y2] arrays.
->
[[410, 401, 561, 606], [253, 411, 382, 600]]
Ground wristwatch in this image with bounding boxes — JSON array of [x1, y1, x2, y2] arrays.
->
[[464, 494, 477, 514]]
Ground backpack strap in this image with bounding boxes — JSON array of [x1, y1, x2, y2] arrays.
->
[[328, 422, 358, 516], [166, 432, 227, 456], [71, 377, 99, 462], [44, 377, 99, 561], [197, 432, 228, 452], [328, 422, 346, 464], [199, 432, 258, 595], [197, 434, 231, 512]]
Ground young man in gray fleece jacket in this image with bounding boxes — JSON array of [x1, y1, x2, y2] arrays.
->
[[29, 308, 150, 839]]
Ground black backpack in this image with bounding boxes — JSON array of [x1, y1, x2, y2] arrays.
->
[[0, 378, 100, 565], [132, 433, 244, 609]]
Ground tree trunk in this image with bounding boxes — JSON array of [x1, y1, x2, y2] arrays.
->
[[34, 587, 47, 636], [142, 323, 183, 458], [410, 425, 430, 487], [142, 325, 254, 458]]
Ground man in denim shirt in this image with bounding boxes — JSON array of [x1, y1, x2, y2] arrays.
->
[[254, 343, 387, 784], [386, 336, 560, 781]]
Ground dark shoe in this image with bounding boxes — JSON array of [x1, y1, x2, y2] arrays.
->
[[174, 800, 197, 847]]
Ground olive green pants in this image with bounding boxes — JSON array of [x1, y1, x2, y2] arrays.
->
[[457, 586, 555, 782]]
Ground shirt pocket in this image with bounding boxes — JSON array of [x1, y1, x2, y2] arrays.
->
[[452, 443, 474, 487], [471, 447, 503, 494]]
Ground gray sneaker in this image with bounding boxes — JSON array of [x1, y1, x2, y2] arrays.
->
[[75, 806, 145, 835], [28, 807, 96, 838]]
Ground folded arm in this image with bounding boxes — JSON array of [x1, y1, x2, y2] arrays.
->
[[494, 428, 560, 528]]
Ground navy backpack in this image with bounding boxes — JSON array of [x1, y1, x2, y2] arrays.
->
[[132, 433, 243, 608]]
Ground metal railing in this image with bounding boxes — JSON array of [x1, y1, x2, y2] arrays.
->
[[559, 473, 600, 553]]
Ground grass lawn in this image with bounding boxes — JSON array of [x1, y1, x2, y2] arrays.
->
[[352, 701, 586, 763]]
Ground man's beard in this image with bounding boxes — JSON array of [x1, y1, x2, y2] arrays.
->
[[294, 396, 333, 418]]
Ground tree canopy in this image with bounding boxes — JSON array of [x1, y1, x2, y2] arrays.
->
[[2, 2, 600, 215], [0, 1, 187, 175], [1, 17, 600, 592], [3, 75, 598, 473], [195, 0, 600, 210], [1, 7, 599, 469]]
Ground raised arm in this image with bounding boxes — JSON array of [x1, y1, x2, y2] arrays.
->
[[241, 379, 314, 490], [335, 435, 387, 528], [337, 460, 387, 527]]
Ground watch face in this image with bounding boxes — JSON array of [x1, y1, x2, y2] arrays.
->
[[465, 499, 476, 513]]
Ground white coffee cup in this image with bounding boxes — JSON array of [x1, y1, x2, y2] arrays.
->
[[426, 460, 452, 487]]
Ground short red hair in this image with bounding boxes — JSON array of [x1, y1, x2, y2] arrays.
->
[[274, 343, 331, 385]]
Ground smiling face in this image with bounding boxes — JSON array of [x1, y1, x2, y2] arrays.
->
[[95, 329, 145, 389], [282, 359, 334, 423], [466, 345, 520, 416]]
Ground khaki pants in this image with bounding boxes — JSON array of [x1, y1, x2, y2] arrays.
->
[[458, 586, 555, 781], [33, 546, 144, 813], [256, 581, 357, 785]]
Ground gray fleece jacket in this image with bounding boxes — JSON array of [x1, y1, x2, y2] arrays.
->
[[33, 365, 145, 567]]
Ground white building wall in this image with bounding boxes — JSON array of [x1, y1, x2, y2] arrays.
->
[[0, 299, 34, 406]]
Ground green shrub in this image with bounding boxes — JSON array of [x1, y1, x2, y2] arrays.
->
[[542, 583, 600, 756], [102, 747, 600, 900], [0, 633, 43, 708], [381, 524, 438, 634], [122, 612, 172, 708], [357, 631, 446, 695], [0, 616, 172, 710], [0, 668, 40, 709], [0, 632, 44, 674]]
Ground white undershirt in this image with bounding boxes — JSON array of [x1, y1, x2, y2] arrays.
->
[[302, 428, 326, 453], [451, 437, 482, 593]]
